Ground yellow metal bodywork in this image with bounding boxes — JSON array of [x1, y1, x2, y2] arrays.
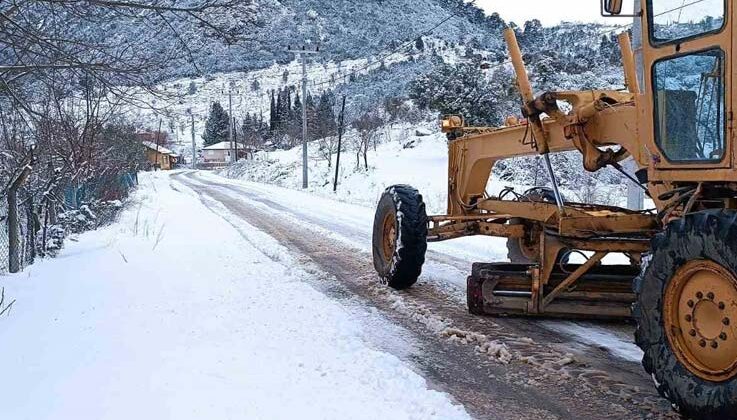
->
[[429, 3, 736, 319]]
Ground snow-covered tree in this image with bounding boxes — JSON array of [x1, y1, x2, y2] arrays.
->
[[202, 102, 230, 146], [409, 62, 511, 126]]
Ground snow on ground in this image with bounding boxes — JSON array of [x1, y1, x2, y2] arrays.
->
[[0, 172, 469, 420], [541, 321, 644, 363]]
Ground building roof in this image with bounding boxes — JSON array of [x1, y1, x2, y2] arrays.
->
[[142, 141, 174, 155], [202, 141, 247, 151]]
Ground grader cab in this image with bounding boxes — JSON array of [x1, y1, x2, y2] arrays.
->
[[372, 0, 737, 417]]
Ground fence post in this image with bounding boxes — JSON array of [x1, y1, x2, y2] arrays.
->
[[7, 148, 34, 273], [7, 189, 19, 273]]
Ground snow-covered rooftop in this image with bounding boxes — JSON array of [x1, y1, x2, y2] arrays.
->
[[203, 141, 247, 150], [141, 141, 174, 155]]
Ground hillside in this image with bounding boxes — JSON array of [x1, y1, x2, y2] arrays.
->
[[130, 17, 627, 150]]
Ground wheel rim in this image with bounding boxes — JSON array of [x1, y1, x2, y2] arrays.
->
[[664, 259, 737, 382], [381, 212, 397, 264], [519, 223, 541, 261]]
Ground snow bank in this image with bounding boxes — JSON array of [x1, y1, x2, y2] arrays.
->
[[0, 171, 469, 420]]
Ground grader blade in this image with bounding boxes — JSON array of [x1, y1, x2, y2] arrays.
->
[[467, 262, 638, 319]]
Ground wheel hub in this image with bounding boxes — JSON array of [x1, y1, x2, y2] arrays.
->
[[664, 260, 737, 382], [381, 213, 397, 264]]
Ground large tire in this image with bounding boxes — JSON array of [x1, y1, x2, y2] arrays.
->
[[634, 210, 737, 419], [372, 185, 428, 289], [506, 218, 541, 263]]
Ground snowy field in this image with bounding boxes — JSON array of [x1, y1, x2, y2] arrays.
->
[[0, 172, 469, 420]]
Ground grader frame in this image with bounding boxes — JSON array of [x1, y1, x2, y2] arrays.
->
[[424, 29, 663, 319]]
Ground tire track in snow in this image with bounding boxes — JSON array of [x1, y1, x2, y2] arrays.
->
[[173, 172, 676, 419]]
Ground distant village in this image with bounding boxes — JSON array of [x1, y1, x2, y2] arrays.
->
[[138, 131, 254, 171]]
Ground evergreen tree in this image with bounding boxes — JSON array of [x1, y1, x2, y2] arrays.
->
[[269, 90, 277, 132], [409, 62, 509, 126], [314, 91, 337, 139], [288, 91, 303, 141], [292, 91, 303, 130], [275, 89, 284, 132], [415, 37, 425, 51], [202, 101, 230, 146], [305, 92, 317, 140]]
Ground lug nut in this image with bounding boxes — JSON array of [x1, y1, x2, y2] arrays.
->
[[685, 314, 693, 322], [700, 339, 707, 347], [719, 302, 726, 310], [720, 332, 727, 341], [708, 292, 715, 300], [688, 300, 695, 308], [724, 318, 731, 326], [712, 341, 719, 349], [697, 292, 704, 299], [689, 329, 697, 337]]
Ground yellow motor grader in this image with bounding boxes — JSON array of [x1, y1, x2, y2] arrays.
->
[[372, 0, 737, 417]]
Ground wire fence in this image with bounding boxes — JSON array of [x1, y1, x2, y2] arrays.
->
[[0, 199, 34, 274], [0, 172, 137, 275]]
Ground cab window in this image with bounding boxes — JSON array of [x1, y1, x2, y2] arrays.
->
[[653, 49, 725, 162], [649, 0, 725, 44]]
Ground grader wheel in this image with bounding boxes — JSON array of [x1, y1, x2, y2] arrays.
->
[[634, 210, 737, 419], [372, 185, 428, 289], [506, 218, 542, 263], [506, 187, 568, 264], [664, 260, 737, 382]]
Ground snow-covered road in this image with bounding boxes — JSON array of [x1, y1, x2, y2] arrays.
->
[[0, 173, 470, 420]]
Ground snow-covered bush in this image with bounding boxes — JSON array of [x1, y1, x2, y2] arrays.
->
[[37, 200, 125, 258], [36, 225, 66, 258]]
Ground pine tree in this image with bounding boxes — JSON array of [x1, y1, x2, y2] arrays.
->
[[269, 90, 277, 132], [202, 101, 230, 146], [305, 92, 317, 140], [275, 89, 284, 133], [415, 37, 424, 51], [292, 91, 303, 130], [276, 88, 292, 135], [315, 91, 337, 139]]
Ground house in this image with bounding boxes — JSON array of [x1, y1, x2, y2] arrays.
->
[[202, 141, 250, 164], [142, 141, 175, 170]]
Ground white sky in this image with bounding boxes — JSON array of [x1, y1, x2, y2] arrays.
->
[[475, 0, 634, 26]]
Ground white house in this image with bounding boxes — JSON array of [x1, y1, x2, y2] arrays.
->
[[202, 141, 249, 163]]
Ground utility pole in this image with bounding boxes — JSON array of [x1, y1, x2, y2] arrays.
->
[[333, 95, 346, 192], [233, 116, 238, 162], [188, 109, 196, 169], [155, 118, 162, 170], [227, 87, 235, 164], [288, 45, 319, 189]]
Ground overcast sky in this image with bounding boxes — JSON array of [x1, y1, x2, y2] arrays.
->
[[475, 0, 634, 26]]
